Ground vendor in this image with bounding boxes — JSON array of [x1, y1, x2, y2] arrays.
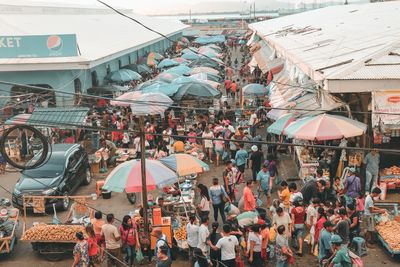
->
[[155, 197, 174, 217], [364, 187, 386, 246]]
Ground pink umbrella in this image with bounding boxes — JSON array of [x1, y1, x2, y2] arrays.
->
[[284, 114, 367, 141], [5, 113, 31, 125], [110, 91, 141, 107]]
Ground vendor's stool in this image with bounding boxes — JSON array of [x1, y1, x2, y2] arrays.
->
[[96, 180, 105, 197], [351, 237, 367, 257]]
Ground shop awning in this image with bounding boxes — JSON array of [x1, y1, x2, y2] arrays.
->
[[5, 107, 90, 127]]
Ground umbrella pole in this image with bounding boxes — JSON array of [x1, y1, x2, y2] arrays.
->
[[139, 116, 149, 236]]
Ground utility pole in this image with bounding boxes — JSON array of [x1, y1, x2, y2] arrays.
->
[[139, 116, 149, 237]]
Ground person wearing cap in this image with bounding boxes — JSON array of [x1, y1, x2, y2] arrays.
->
[[341, 167, 361, 199], [318, 220, 335, 264], [333, 208, 350, 247], [257, 164, 271, 206], [250, 145, 263, 182], [235, 143, 248, 175], [363, 149, 380, 194], [328, 235, 352, 267]]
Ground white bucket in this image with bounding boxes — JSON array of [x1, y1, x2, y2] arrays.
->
[[91, 193, 97, 200]]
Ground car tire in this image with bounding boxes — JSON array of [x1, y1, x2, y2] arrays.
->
[[82, 167, 92, 185], [60, 192, 70, 211]]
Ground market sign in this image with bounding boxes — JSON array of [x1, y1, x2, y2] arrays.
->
[[0, 34, 78, 58], [372, 90, 400, 128]]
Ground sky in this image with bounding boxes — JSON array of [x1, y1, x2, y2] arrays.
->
[[24, 0, 366, 15], [27, 0, 257, 15]]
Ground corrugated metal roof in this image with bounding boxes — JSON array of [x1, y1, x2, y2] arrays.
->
[[341, 65, 400, 80], [28, 107, 90, 126], [249, 2, 400, 81]]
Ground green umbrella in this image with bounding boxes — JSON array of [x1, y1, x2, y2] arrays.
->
[[105, 69, 142, 82], [172, 80, 221, 100]]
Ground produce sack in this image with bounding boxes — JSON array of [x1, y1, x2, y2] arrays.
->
[[136, 248, 144, 263]]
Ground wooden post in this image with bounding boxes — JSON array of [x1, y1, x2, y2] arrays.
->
[[139, 116, 149, 236]]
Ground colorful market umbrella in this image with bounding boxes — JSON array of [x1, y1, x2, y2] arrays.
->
[[135, 80, 179, 96], [122, 64, 152, 74], [283, 114, 368, 141], [105, 69, 142, 82], [159, 154, 209, 176], [267, 113, 295, 135], [148, 52, 164, 60], [164, 65, 192, 76], [102, 159, 177, 193], [242, 83, 269, 97], [182, 47, 198, 54], [182, 51, 200, 61], [155, 72, 181, 83], [172, 57, 188, 64], [130, 93, 173, 115], [157, 58, 180, 69], [110, 91, 142, 106], [171, 80, 221, 100], [190, 66, 219, 75]]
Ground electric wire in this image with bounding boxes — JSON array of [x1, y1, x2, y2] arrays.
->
[[5, 116, 400, 154], [0, 80, 398, 116]]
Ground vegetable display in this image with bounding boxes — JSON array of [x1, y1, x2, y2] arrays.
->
[[21, 224, 85, 242]]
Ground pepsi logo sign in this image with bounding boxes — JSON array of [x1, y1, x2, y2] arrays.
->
[[47, 35, 63, 51]]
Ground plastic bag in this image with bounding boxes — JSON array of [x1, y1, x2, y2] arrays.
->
[[136, 248, 144, 263], [269, 227, 277, 242], [313, 244, 319, 257]]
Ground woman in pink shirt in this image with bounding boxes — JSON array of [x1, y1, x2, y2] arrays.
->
[[187, 128, 197, 144]]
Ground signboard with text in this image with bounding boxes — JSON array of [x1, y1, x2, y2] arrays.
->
[[372, 90, 400, 128], [0, 34, 78, 58]]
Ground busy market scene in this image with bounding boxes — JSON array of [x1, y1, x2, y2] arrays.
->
[[0, 0, 400, 267]]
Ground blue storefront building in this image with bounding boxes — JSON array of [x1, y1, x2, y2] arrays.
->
[[0, 2, 186, 113]]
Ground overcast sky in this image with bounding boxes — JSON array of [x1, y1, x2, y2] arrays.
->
[[28, 0, 255, 14], [25, 0, 365, 14]]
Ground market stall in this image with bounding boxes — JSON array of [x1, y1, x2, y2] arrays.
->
[[375, 210, 400, 257], [20, 195, 90, 261], [0, 200, 19, 255]]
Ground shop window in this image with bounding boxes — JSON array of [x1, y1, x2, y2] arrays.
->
[[118, 60, 122, 69], [128, 55, 132, 64], [106, 65, 111, 74]]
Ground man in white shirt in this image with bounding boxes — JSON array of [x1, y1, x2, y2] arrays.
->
[[248, 111, 258, 135], [186, 214, 199, 264], [197, 216, 211, 257], [364, 187, 386, 246], [211, 224, 239, 267], [305, 198, 319, 252], [202, 127, 215, 163]]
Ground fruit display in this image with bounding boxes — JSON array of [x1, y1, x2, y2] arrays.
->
[[21, 224, 85, 242], [376, 220, 400, 251], [382, 166, 400, 176], [174, 226, 187, 241]]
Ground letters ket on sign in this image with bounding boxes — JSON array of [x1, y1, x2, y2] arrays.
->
[[0, 34, 77, 58]]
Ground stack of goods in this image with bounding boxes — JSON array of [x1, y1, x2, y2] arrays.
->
[[376, 220, 400, 252], [382, 166, 400, 176], [381, 166, 400, 189], [174, 226, 187, 241], [21, 224, 85, 241]]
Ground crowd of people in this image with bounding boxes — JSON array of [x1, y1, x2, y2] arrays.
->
[[19, 35, 386, 267]]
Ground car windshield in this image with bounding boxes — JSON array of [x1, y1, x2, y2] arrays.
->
[[22, 152, 65, 178]]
